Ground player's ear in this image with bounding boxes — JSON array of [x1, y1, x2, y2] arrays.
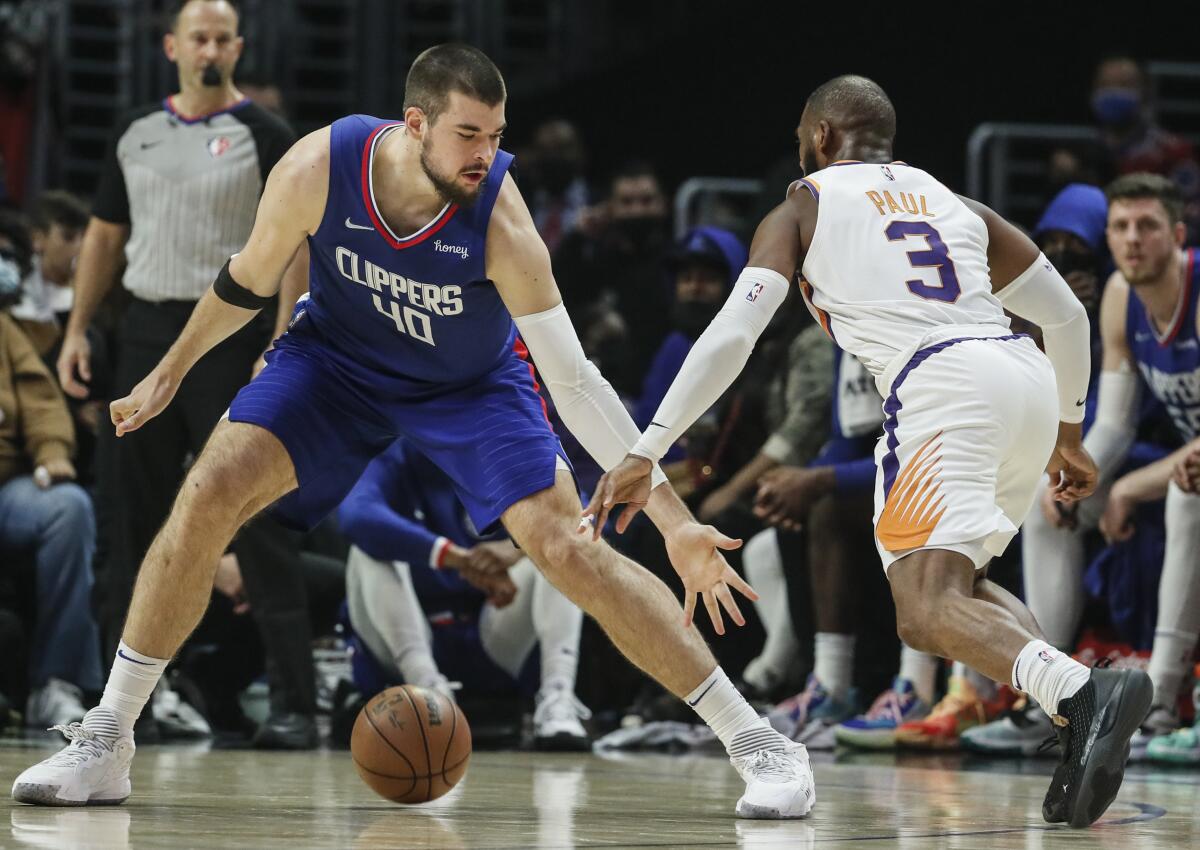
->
[[404, 106, 427, 140], [816, 120, 832, 156], [1174, 220, 1187, 247], [163, 32, 177, 62]]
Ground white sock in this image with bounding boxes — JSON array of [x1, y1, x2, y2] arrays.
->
[[1011, 639, 1090, 717], [532, 564, 584, 693], [1020, 487, 1089, 650], [952, 661, 998, 701], [686, 667, 782, 757], [100, 641, 169, 735], [813, 632, 855, 700], [898, 644, 938, 704], [1147, 483, 1200, 707], [743, 529, 800, 687]]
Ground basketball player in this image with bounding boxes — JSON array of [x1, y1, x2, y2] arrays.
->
[[12, 44, 815, 819], [586, 76, 1153, 828], [1021, 173, 1200, 759]]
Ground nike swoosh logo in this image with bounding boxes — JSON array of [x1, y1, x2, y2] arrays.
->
[[650, 421, 670, 430], [1075, 399, 1085, 407], [344, 217, 374, 231], [687, 680, 717, 706], [117, 648, 154, 666]]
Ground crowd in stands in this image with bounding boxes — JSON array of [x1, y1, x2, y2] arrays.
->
[[2, 31, 1200, 769]]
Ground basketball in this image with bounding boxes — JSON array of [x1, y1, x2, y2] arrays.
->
[[350, 685, 472, 804]]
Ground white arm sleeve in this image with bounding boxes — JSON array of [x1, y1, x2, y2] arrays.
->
[[512, 303, 667, 488], [996, 253, 1091, 423], [1083, 365, 1140, 479], [630, 267, 791, 462]]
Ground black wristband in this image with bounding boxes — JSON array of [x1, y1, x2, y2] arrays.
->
[[213, 258, 273, 310]]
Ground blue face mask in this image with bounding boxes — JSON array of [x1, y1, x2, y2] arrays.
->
[[0, 255, 23, 308], [1092, 88, 1142, 126]]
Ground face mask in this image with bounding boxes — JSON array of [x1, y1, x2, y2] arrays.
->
[[201, 65, 223, 87], [1044, 248, 1097, 279], [1091, 88, 1141, 126], [0, 255, 23, 308], [671, 300, 721, 340]]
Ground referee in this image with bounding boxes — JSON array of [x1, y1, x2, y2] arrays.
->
[[57, 0, 317, 748]]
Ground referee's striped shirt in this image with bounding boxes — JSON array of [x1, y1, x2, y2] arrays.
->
[[93, 96, 295, 302]]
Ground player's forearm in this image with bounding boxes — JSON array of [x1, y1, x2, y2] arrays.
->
[[65, 221, 127, 337], [632, 268, 789, 462], [1082, 368, 1139, 480], [995, 253, 1089, 424], [1115, 440, 1200, 504], [158, 288, 261, 382], [513, 303, 667, 486], [726, 453, 781, 497]]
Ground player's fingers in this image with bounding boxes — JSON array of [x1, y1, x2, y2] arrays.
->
[[581, 484, 605, 522], [615, 502, 645, 535], [115, 411, 143, 436], [724, 566, 758, 601], [715, 582, 745, 628], [712, 532, 743, 552], [703, 589, 724, 636], [682, 590, 696, 629]]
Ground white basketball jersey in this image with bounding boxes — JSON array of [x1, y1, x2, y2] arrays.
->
[[796, 161, 1010, 389]]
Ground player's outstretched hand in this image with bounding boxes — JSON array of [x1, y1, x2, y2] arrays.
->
[[1174, 445, 1200, 494], [582, 454, 654, 540], [110, 367, 179, 437], [1045, 423, 1097, 503], [663, 522, 756, 635]]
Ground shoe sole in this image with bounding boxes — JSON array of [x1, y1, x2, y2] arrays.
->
[[960, 737, 1046, 757], [1067, 670, 1154, 828], [11, 783, 128, 807], [736, 799, 813, 819], [534, 732, 591, 752], [834, 729, 898, 750]]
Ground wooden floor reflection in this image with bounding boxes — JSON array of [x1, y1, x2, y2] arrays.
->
[[2, 743, 1197, 848]]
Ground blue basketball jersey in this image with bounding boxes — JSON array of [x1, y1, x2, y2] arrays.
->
[[299, 114, 516, 390], [1126, 248, 1200, 440]]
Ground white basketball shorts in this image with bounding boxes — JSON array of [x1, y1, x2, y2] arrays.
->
[[872, 334, 1059, 571]]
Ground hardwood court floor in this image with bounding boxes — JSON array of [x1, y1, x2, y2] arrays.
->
[[2, 742, 1197, 849]]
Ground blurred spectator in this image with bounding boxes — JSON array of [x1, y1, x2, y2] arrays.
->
[[0, 207, 31, 304], [0, 1, 47, 205], [57, 0, 313, 746], [1090, 56, 1200, 241], [635, 226, 747, 454], [525, 119, 590, 253], [338, 440, 591, 750], [554, 160, 672, 396], [1032, 183, 1109, 322], [0, 312, 101, 726], [9, 191, 88, 356]]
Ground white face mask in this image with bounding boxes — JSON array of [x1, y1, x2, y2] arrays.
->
[[0, 255, 23, 308]]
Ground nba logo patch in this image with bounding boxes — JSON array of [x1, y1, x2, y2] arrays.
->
[[881, 165, 895, 181], [207, 136, 232, 158], [1038, 649, 1055, 663], [746, 282, 764, 302]]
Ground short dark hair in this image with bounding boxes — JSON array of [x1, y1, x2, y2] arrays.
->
[[805, 75, 897, 144], [403, 43, 506, 124], [30, 190, 89, 233], [608, 159, 661, 192], [0, 209, 33, 278], [1105, 173, 1184, 224], [168, 0, 240, 33]]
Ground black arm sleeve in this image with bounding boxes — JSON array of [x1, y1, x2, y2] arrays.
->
[[234, 103, 298, 187]]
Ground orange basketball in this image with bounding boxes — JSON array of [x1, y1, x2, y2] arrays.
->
[[350, 685, 471, 804]]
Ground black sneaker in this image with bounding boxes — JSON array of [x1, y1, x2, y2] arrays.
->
[[1041, 668, 1153, 828]]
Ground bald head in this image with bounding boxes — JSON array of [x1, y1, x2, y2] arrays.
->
[[796, 75, 896, 174]]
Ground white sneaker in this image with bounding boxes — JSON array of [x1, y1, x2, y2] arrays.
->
[[25, 679, 86, 728], [732, 741, 816, 819], [11, 707, 134, 806], [533, 687, 592, 751]]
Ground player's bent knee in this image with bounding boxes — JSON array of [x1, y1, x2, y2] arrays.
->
[[895, 613, 940, 656]]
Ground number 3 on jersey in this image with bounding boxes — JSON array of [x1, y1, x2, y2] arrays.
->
[[885, 221, 961, 303]]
